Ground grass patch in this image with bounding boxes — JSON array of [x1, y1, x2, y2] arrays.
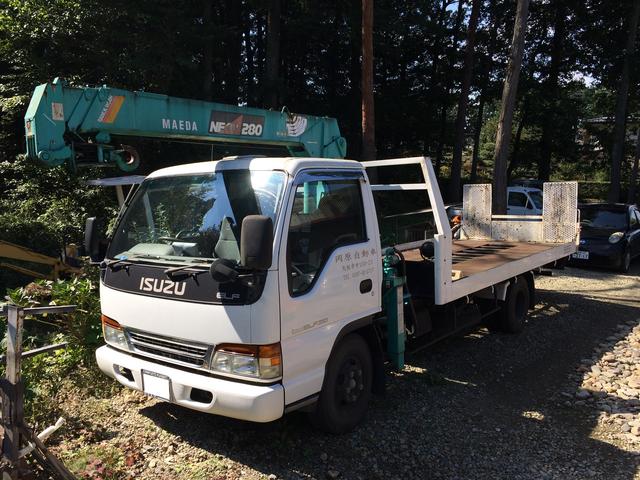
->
[[61, 444, 124, 479]]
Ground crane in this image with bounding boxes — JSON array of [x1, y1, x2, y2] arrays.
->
[[24, 78, 346, 171]]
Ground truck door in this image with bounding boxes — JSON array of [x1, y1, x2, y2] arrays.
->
[[278, 170, 381, 405]]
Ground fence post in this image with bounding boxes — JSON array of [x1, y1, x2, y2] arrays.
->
[[2, 304, 24, 477]]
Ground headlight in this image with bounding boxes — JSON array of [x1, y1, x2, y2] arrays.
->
[[608, 232, 624, 244], [101, 314, 129, 350], [211, 343, 281, 380]]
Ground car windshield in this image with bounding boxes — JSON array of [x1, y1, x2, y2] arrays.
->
[[529, 191, 543, 209], [108, 170, 286, 264], [580, 206, 627, 230]]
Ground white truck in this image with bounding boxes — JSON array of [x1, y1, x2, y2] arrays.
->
[[87, 156, 578, 433]]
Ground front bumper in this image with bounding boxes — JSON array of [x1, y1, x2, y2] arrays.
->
[[96, 345, 284, 423]]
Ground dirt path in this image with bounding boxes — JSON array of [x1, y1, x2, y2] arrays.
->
[[54, 264, 640, 479]]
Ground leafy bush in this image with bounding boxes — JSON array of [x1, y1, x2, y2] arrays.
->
[[5, 274, 103, 355], [1, 272, 114, 427], [0, 155, 119, 293]]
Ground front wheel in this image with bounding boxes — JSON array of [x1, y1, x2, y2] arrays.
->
[[310, 334, 373, 434]]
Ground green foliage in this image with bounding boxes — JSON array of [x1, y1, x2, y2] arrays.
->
[[6, 275, 102, 352], [1, 0, 639, 206], [62, 444, 124, 480], [2, 273, 111, 426], [0, 155, 118, 292]]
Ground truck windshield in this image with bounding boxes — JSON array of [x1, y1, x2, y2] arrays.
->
[[108, 170, 286, 263]]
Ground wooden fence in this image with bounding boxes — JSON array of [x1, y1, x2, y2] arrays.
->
[[0, 304, 76, 479]]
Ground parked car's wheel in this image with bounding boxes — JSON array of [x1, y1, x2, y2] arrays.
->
[[310, 334, 372, 434], [619, 248, 631, 273], [499, 277, 530, 333]]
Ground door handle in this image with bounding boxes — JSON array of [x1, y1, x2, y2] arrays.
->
[[359, 279, 373, 294]]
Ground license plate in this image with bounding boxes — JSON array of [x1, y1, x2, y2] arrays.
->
[[142, 370, 171, 401], [572, 251, 589, 260]]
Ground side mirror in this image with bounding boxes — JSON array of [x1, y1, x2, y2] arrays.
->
[[84, 217, 105, 264], [420, 241, 435, 259], [240, 215, 273, 270]]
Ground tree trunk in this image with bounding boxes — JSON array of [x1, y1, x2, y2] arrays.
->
[[471, 0, 497, 183], [202, 0, 213, 101], [361, 0, 376, 161], [538, 1, 566, 182], [470, 93, 485, 182], [450, 0, 481, 201], [434, 105, 447, 177], [435, 0, 466, 178], [224, 0, 242, 104], [629, 125, 640, 203], [264, 0, 281, 108], [349, 2, 362, 159], [255, 12, 266, 95], [423, 0, 451, 158], [493, 0, 530, 214], [507, 102, 528, 179], [244, 8, 255, 105], [609, 0, 640, 203]]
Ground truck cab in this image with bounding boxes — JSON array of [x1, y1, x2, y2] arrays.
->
[[95, 156, 381, 430]]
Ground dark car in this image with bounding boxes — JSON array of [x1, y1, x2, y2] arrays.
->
[[570, 203, 640, 272]]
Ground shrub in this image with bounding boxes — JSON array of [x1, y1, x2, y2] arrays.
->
[[2, 271, 109, 427]]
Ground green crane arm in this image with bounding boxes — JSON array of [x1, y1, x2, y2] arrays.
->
[[24, 78, 346, 171]]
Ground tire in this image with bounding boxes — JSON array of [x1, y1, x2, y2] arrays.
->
[[310, 334, 373, 434], [499, 277, 530, 333], [619, 248, 631, 273]]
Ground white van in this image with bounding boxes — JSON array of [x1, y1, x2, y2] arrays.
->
[[507, 186, 543, 215]]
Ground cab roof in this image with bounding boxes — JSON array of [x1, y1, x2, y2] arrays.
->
[[145, 156, 362, 179]]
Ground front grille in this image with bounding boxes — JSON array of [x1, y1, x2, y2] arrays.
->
[[126, 329, 212, 368]]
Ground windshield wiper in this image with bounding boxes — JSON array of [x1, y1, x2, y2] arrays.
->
[[164, 263, 210, 280], [102, 258, 133, 271]]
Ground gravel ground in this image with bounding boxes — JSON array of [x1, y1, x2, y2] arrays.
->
[[52, 262, 640, 479]]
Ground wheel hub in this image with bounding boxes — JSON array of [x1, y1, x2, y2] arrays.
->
[[337, 357, 364, 404]]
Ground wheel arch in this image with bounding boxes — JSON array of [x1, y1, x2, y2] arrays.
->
[[523, 271, 536, 309], [325, 317, 386, 395]]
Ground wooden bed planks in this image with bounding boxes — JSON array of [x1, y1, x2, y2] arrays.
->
[[402, 240, 557, 278]]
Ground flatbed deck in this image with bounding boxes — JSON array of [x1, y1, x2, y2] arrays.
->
[[403, 240, 560, 279]]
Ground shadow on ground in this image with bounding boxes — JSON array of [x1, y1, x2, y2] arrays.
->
[[137, 265, 640, 480]]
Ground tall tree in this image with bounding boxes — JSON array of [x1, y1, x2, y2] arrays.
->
[[471, 0, 498, 183], [629, 124, 640, 203], [264, 0, 281, 108], [361, 0, 376, 160], [202, 0, 214, 101], [434, 0, 466, 177], [493, 0, 530, 214], [450, 0, 481, 201], [608, 0, 640, 202], [223, 0, 243, 104], [537, 1, 567, 181]]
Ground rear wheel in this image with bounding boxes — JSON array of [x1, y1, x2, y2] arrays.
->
[[310, 334, 372, 434], [499, 277, 530, 333]]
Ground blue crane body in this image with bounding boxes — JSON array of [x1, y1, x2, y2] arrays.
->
[[24, 78, 346, 171]]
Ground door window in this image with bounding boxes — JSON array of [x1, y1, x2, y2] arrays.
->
[[508, 191, 528, 208], [631, 209, 639, 228], [287, 176, 367, 296]]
